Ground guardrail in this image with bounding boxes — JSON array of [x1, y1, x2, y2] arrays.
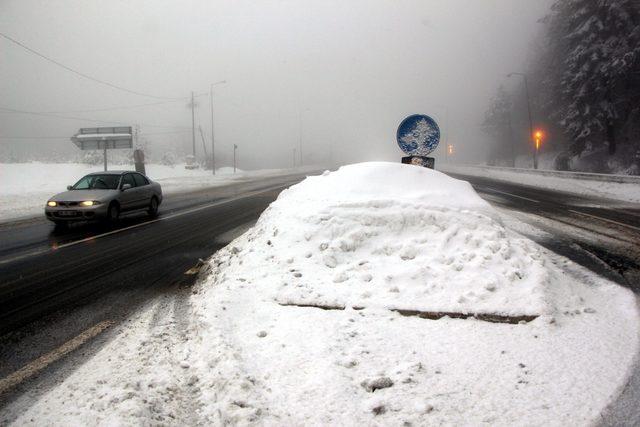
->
[[440, 164, 640, 184]]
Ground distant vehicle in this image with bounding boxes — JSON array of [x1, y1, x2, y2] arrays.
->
[[45, 171, 163, 226]]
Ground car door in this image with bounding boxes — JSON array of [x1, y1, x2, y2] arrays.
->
[[133, 173, 152, 208], [119, 173, 138, 211]]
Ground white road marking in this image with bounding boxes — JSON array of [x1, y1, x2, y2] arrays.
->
[[0, 248, 49, 266], [480, 187, 540, 203], [0, 320, 114, 395], [568, 209, 640, 232]]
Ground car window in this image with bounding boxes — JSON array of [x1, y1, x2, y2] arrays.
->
[[133, 173, 148, 187], [73, 174, 120, 190], [121, 174, 136, 188]]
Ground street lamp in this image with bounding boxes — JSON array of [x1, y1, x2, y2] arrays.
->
[[534, 130, 544, 169], [507, 72, 535, 169], [210, 80, 226, 175]]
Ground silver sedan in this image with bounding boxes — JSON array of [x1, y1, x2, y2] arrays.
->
[[45, 170, 163, 226]]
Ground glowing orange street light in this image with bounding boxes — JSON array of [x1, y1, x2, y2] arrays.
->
[[533, 130, 544, 169], [446, 143, 454, 164]]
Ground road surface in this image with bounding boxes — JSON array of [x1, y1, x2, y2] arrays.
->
[[0, 168, 638, 424]]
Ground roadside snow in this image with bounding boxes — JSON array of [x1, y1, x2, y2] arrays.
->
[[439, 164, 640, 203], [5, 162, 638, 426], [0, 162, 311, 222]]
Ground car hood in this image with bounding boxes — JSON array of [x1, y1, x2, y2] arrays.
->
[[50, 189, 119, 202]]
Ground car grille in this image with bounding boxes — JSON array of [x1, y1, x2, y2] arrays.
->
[[56, 201, 79, 207], [53, 211, 80, 217]]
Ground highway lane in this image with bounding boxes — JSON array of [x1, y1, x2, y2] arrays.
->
[[0, 172, 316, 333], [0, 171, 314, 264], [445, 171, 640, 292]]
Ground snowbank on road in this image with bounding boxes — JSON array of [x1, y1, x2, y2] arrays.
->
[[183, 162, 639, 424], [0, 162, 308, 222], [440, 164, 640, 203], [217, 162, 550, 317]]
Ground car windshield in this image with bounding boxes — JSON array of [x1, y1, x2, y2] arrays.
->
[[72, 174, 120, 190]]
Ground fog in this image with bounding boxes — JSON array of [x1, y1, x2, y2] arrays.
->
[[0, 0, 551, 169]]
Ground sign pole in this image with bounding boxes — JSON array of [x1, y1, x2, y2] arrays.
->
[[103, 144, 107, 171]]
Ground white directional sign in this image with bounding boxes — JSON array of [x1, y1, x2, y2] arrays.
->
[[71, 126, 133, 150]]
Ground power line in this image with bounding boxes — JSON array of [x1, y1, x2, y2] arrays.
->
[[0, 130, 191, 140], [4, 92, 209, 115], [34, 100, 180, 114], [0, 106, 192, 130], [0, 31, 185, 100]]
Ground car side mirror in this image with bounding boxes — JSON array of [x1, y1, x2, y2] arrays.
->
[[67, 185, 73, 190], [121, 183, 132, 191]]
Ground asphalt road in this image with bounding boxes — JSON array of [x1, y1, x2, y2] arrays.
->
[[445, 172, 640, 292]]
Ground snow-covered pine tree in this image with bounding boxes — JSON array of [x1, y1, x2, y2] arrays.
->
[[546, 0, 640, 156]]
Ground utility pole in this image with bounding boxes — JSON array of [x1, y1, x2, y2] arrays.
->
[[233, 144, 238, 173], [298, 110, 303, 166], [210, 85, 215, 175], [293, 148, 297, 168], [199, 126, 208, 157], [209, 80, 226, 175], [191, 91, 196, 157], [507, 112, 516, 167]]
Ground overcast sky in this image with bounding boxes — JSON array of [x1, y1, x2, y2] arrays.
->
[[0, 0, 552, 167]]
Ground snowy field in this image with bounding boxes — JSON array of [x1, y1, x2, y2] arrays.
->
[[440, 164, 640, 203], [5, 162, 638, 426], [0, 162, 311, 222]]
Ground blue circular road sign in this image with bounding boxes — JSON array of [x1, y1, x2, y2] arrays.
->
[[396, 114, 441, 156]]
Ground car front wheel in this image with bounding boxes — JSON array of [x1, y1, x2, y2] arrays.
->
[[148, 197, 159, 217], [107, 203, 120, 224]]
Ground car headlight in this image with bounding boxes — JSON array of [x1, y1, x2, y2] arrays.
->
[[47, 201, 57, 207], [80, 200, 99, 207]]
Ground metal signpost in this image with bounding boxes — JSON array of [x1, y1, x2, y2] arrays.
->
[[397, 114, 440, 169], [71, 126, 133, 171]]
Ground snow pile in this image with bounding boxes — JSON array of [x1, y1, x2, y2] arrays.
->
[[182, 162, 638, 425], [215, 162, 549, 317]]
